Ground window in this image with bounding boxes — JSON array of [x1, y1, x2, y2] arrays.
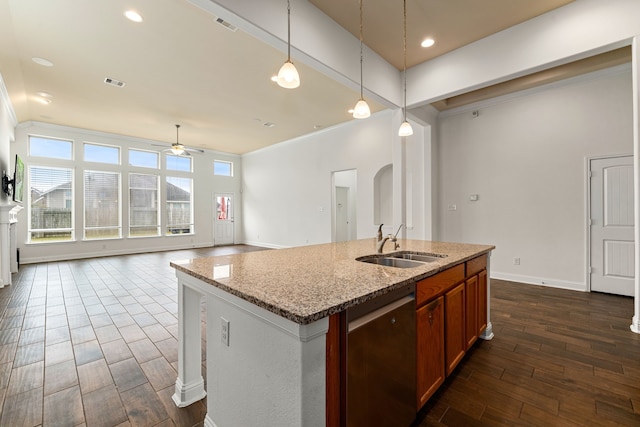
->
[[84, 143, 120, 164], [29, 166, 74, 242], [84, 171, 121, 239], [29, 136, 73, 159], [129, 149, 159, 168], [166, 154, 191, 172], [129, 173, 160, 237], [166, 177, 193, 235], [214, 160, 233, 177]]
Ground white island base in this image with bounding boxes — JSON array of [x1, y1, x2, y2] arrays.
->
[[172, 271, 329, 427]]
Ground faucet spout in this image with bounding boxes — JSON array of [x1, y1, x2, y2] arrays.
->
[[377, 224, 384, 242], [376, 236, 390, 253]]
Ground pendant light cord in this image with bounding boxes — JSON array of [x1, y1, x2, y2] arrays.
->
[[403, 0, 407, 121], [359, 0, 364, 99], [287, 0, 291, 61]]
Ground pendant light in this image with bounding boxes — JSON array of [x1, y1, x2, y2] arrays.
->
[[398, 0, 413, 136], [352, 0, 370, 119], [277, 0, 300, 89]]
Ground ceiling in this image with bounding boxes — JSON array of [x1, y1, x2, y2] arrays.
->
[[0, 0, 575, 155]]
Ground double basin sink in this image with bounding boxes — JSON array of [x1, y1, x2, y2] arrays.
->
[[356, 251, 447, 268]]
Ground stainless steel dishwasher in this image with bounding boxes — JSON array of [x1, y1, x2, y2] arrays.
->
[[347, 284, 416, 426]]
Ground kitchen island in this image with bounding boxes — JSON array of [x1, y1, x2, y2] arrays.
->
[[170, 239, 494, 427]]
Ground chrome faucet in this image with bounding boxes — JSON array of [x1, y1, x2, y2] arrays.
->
[[376, 224, 403, 253]]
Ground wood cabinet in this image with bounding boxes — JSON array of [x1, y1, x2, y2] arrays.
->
[[445, 282, 466, 376], [415, 253, 489, 410], [416, 296, 444, 408], [465, 275, 478, 350], [478, 269, 487, 334]]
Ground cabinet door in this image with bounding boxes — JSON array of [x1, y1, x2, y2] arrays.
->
[[478, 270, 487, 334], [445, 282, 465, 376], [416, 296, 444, 409], [465, 275, 478, 350]]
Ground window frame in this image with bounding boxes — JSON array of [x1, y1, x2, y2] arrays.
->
[[83, 169, 122, 240], [165, 176, 194, 235], [128, 172, 161, 238], [213, 160, 233, 177], [83, 142, 121, 165], [28, 165, 75, 243]]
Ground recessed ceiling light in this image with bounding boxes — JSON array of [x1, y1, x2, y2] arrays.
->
[[124, 10, 143, 23], [421, 38, 435, 48], [270, 75, 278, 82], [36, 96, 52, 105], [32, 57, 53, 67], [347, 109, 354, 114], [37, 91, 53, 99], [313, 125, 324, 129], [263, 122, 276, 128]]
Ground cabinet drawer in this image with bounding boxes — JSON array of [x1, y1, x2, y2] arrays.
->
[[416, 264, 464, 307], [466, 254, 487, 277]]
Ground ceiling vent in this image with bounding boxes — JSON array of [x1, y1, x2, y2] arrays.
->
[[104, 77, 126, 88], [215, 17, 237, 32]]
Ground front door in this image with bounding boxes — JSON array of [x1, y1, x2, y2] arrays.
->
[[590, 156, 634, 296], [214, 193, 234, 246]]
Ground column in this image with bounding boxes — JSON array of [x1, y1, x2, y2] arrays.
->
[[172, 274, 207, 406]]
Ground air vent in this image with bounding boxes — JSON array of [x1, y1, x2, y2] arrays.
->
[[104, 77, 126, 88], [215, 17, 238, 32]]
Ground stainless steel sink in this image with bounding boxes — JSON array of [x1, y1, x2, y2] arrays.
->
[[356, 251, 447, 268], [357, 256, 425, 268], [389, 252, 444, 263]]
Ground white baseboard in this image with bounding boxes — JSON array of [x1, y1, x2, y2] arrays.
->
[[491, 271, 587, 292], [20, 242, 214, 265], [241, 240, 290, 249]]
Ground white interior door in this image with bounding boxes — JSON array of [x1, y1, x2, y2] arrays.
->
[[214, 193, 234, 246], [335, 186, 349, 242], [590, 156, 634, 296]]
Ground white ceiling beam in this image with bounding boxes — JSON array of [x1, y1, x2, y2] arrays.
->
[[407, 0, 640, 107], [187, 0, 402, 109]]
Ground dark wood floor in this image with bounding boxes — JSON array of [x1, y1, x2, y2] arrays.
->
[[1, 247, 639, 426], [414, 279, 640, 426]]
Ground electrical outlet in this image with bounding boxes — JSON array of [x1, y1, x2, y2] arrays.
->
[[220, 317, 229, 346], [513, 257, 520, 265]]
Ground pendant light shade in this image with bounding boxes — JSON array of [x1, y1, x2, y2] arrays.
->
[[353, 99, 371, 119], [353, 0, 370, 119], [398, 0, 413, 137], [277, 0, 300, 89], [277, 61, 300, 88], [398, 120, 413, 136]]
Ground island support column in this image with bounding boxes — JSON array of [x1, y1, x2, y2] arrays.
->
[[480, 253, 494, 340], [201, 281, 329, 427], [172, 276, 206, 407]]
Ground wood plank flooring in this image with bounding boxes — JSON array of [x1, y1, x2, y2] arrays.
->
[[1, 247, 639, 426], [0, 245, 265, 427], [413, 279, 640, 426]]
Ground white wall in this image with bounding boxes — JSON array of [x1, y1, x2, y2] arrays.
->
[[437, 66, 633, 290], [12, 122, 242, 263], [241, 110, 430, 248]]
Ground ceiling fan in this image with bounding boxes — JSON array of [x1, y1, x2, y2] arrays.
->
[[153, 124, 204, 156]]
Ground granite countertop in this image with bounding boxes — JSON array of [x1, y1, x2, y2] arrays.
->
[[170, 239, 494, 325]]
